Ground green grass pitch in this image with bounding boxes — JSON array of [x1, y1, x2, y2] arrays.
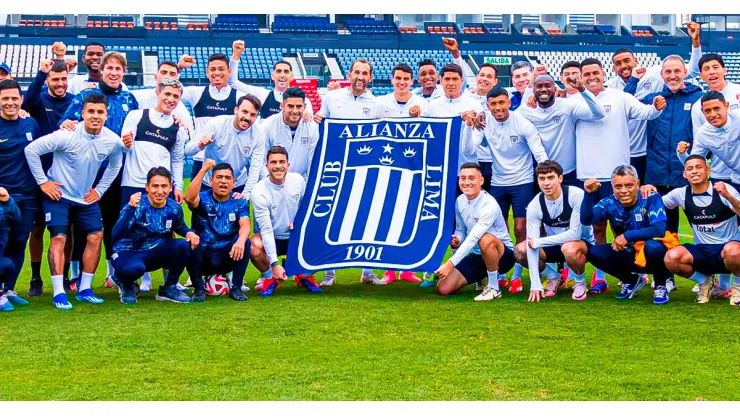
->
[[1, 183, 739, 401]]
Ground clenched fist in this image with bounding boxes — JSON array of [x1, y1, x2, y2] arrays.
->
[[631, 66, 647, 80], [51, 41, 66, 59], [232, 40, 245, 59], [129, 192, 142, 208], [583, 179, 602, 194], [653, 96, 666, 111], [677, 141, 691, 155], [178, 54, 196, 69], [122, 131, 134, 148]]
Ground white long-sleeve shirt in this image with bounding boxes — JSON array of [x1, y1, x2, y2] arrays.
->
[[251, 172, 306, 264], [185, 115, 265, 199], [662, 185, 740, 245], [516, 90, 605, 175], [449, 190, 513, 266], [376, 93, 427, 117], [575, 88, 662, 181], [605, 46, 702, 157], [180, 85, 245, 161], [120, 109, 188, 191], [227, 59, 314, 116], [422, 94, 483, 170], [525, 185, 595, 291], [683, 110, 740, 184], [261, 112, 319, 179], [468, 111, 548, 186], [318, 88, 383, 119], [130, 88, 195, 138], [690, 82, 740, 180], [67, 75, 129, 95], [24, 124, 124, 204]]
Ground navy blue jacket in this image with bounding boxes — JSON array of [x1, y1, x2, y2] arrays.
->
[[22, 70, 74, 136], [641, 83, 704, 187], [0, 117, 41, 195]]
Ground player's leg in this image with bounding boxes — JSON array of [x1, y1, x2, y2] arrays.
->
[[186, 246, 208, 302], [112, 251, 146, 304], [509, 184, 533, 293], [586, 182, 611, 293], [73, 202, 106, 304], [513, 242, 559, 297], [99, 176, 123, 287], [44, 197, 73, 310], [562, 241, 589, 300], [666, 244, 709, 303], [155, 239, 192, 303], [225, 234, 251, 301], [2, 194, 37, 305], [249, 233, 279, 296], [641, 240, 670, 304], [586, 243, 644, 299], [0, 255, 16, 311], [720, 242, 740, 306], [488, 186, 513, 289], [27, 221, 45, 296], [473, 233, 514, 301]]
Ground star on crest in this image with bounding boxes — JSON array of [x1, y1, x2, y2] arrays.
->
[[382, 143, 394, 154]]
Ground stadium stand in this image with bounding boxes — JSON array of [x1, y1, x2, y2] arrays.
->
[[345, 18, 397, 35], [424, 22, 459, 34], [212, 15, 260, 33], [19, 15, 66, 28], [272, 15, 337, 34]]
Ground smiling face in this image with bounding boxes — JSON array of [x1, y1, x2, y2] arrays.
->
[[281, 97, 305, 127], [683, 158, 710, 186], [534, 78, 556, 105], [271, 63, 293, 91], [0, 87, 22, 119], [84, 45, 105, 72], [700, 59, 728, 91], [391, 69, 413, 95], [511, 67, 532, 93], [233, 99, 258, 131], [487, 94, 510, 122], [146, 174, 172, 206], [612, 51, 637, 81], [207, 58, 231, 89], [349, 62, 372, 95], [661, 59, 687, 92], [418, 64, 438, 91], [154, 63, 179, 83], [267, 152, 290, 183], [102, 57, 124, 89], [81, 102, 108, 134], [458, 167, 483, 199], [155, 85, 182, 115], [476, 66, 497, 94], [701, 98, 729, 128], [580, 64, 605, 94], [612, 174, 639, 207]]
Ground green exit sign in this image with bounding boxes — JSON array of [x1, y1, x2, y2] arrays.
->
[[483, 56, 512, 65]]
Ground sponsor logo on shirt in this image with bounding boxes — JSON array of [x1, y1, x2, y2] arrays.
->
[[144, 129, 171, 142], [604, 105, 612, 114], [206, 101, 229, 112]]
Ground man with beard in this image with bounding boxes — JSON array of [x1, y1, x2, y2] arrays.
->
[[466, 87, 548, 295], [22, 59, 76, 296], [643, 155, 740, 306], [605, 22, 702, 183], [60, 51, 139, 287], [0, 80, 41, 306], [186, 159, 252, 302], [575, 58, 664, 294], [261, 87, 318, 180], [117, 79, 189, 292], [228, 40, 313, 118], [249, 146, 321, 297], [313, 58, 384, 287], [130, 61, 194, 136], [25, 93, 124, 310], [185, 95, 265, 200], [177, 53, 245, 179], [68, 41, 129, 95], [411, 38, 468, 102]]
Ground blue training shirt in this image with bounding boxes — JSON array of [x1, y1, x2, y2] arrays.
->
[[581, 192, 667, 243], [0, 117, 41, 194], [112, 197, 191, 252], [191, 191, 250, 250], [59, 87, 139, 135]]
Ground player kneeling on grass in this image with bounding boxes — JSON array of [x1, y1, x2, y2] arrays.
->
[[642, 155, 740, 306], [24, 93, 125, 310], [110, 167, 200, 304], [514, 160, 594, 302], [0, 187, 22, 311], [581, 165, 674, 304], [185, 159, 251, 302], [250, 146, 320, 297], [435, 163, 515, 300]]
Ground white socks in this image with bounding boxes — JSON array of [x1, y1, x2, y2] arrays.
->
[[79, 272, 95, 292], [51, 275, 65, 296]]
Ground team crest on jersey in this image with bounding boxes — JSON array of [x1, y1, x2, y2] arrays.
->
[[363, 107, 370, 116], [26, 132, 33, 141], [510, 135, 520, 144], [642, 82, 651, 91], [242, 146, 251, 156], [552, 115, 561, 124], [286, 118, 460, 275], [604, 105, 612, 114], [96, 153, 108, 162], [301, 136, 309, 146]]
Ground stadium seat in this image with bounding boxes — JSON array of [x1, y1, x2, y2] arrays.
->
[[146, 22, 152, 30]]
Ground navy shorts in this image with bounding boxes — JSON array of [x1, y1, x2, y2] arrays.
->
[[479, 161, 493, 191], [190, 160, 203, 181], [581, 180, 613, 204], [683, 243, 730, 275], [541, 241, 592, 263], [456, 246, 516, 285], [630, 155, 647, 184], [10, 192, 40, 234], [489, 183, 534, 219], [42, 196, 103, 237]]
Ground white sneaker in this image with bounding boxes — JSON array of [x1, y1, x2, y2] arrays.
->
[[692, 283, 700, 293], [319, 274, 335, 287], [666, 277, 676, 293], [184, 277, 193, 287], [731, 283, 740, 306], [360, 273, 385, 285], [474, 286, 502, 301], [241, 284, 250, 292], [175, 283, 189, 292], [140, 280, 152, 293]]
